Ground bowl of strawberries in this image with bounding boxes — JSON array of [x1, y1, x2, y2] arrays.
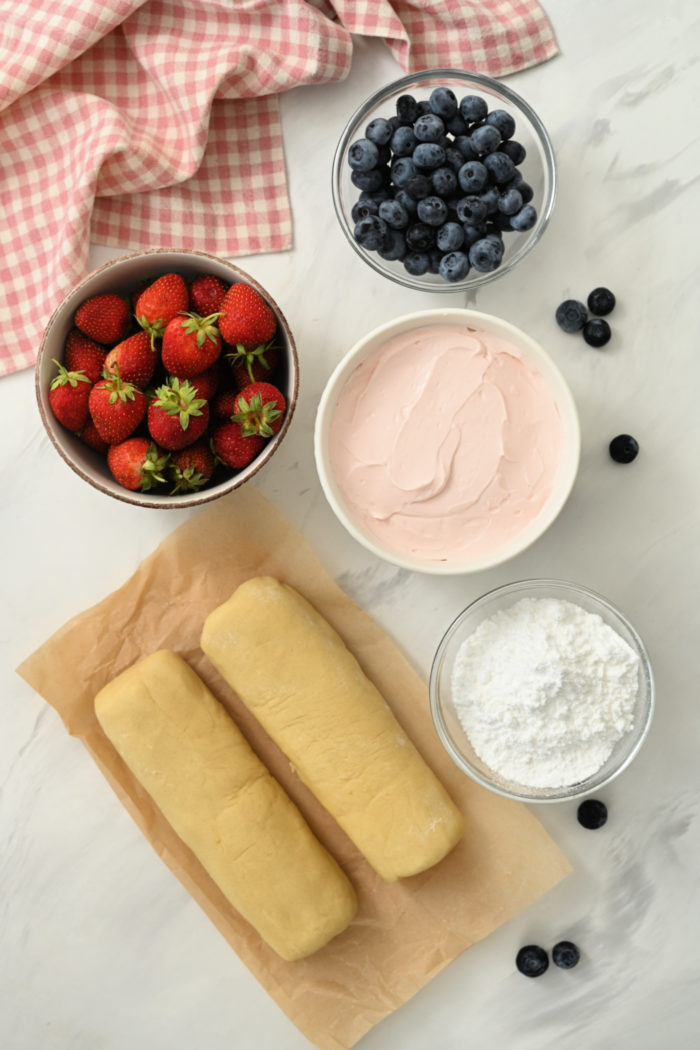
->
[[36, 249, 298, 507]]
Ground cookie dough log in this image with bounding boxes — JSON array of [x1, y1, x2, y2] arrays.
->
[[200, 577, 464, 882], [94, 650, 357, 961]]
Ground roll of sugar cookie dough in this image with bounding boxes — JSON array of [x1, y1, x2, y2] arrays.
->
[[94, 650, 357, 961], [200, 577, 463, 881]]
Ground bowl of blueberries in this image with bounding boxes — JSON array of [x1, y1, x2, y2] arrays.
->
[[332, 68, 556, 291]]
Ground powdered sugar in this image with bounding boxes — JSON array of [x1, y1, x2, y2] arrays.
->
[[451, 597, 640, 789]]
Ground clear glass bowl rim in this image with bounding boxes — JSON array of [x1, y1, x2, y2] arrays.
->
[[429, 578, 655, 803], [331, 67, 558, 292]]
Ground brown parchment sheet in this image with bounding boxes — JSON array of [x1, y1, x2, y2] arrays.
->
[[17, 486, 571, 1050]]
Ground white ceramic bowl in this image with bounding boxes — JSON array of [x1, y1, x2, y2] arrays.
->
[[314, 308, 580, 574], [36, 249, 298, 509], [429, 579, 655, 802]]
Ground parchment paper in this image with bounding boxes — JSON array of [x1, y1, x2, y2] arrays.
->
[[17, 486, 571, 1050]]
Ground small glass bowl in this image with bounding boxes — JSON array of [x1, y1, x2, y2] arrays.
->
[[332, 68, 556, 293], [429, 579, 654, 802]]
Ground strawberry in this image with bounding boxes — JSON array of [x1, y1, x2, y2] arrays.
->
[[88, 370, 147, 444], [189, 274, 228, 317], [64, 330, 107, 384], [147, 376, 209, 451], [78, 419, 109, 455], [107, 438, 170, 492], [187, 361, 222, 402], [169, 440, 216, 493], [161, 312, 222, 379], [232, 382, 286, 438], [212, 387, 239, 421], [212, 421, 265, 469], [218, 282, 277, 351], [135, 273, 189, 346], [48, 359, 92, 431], [74, 293, 130, 345], [104, 331, 156, 389], [228, 343, 280, 389]]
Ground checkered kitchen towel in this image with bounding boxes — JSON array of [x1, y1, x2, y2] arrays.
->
[[0, 0, 557, 376]]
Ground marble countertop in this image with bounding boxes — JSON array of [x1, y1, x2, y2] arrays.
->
[[3, 2, 699, 1047]]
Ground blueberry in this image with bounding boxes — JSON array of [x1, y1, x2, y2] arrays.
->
[[479, 185, 500, 216], [509, 204, 538, 231], [469, 124, 502, 156], [353, 215, 388, 251], [429, 85, 458, 120], [413, 113, 445, 142], [391, 156, 416, 188], [413, 142, 446, 171], [417, 195, 448, 226], [431, 166, 458, 198], [445, 113, 469, 136], [498, 187, 523, 215], [587, 287, 616, 316], [378, 199, 409, 229], [351, 168, 385, 193], [484, 151, 516, 184], [365, 117, 393, 146], [439, 250, 470, 282], [390, 125, 417, 157], [485, 108, 516, 140], [394, 188, 417, 215], [583, 318, 611, 347], [404, 251, 430, 276], [469, 237, 502, 272], [609, 435, 639, 464], [500, 139, 527, 164], [516, 181, 534, 204], [552, 941, 580, 969], [348, 138, 379, 172], [456, 195, 488, 224], [445, 145, 468, 172], [516, 945, 549, 978], [454, 135, 478, 161], [462, 223, 486, 247], [416, 99, 432, 116], [427, 248, 443, 274], [436, 221, 465, 252], [459, 94, 488, 123], [396, 94, 419, 125], [377, 229, 407, 261], [404, 173, 432, 200], [577, 798, 608, 828], [351, 198, 379, 222], [405, 222, 435, 251], [457, 160, 489, 193], [555, 299, 588, 333]]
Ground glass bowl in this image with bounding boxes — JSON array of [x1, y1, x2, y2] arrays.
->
[[429, 579, 654, 802], [332, 68, 556, 292]]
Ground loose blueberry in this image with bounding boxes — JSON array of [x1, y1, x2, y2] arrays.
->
[[416, 99, 432, 117], [609, 435, 639, 464], [552, 941, 580, 969], [391, 157, 417, 188], [459, 94, 488, 123], [516, 181, 534, 204], [462, 223, 486, 247], [577, 798, 608, 828], [396, 94, 419, 125], [583, 318, 611, 347], [456, 195, 488, 225], [438, 250, 470, 282], [431, 166, 458, 198], [403, 251, 430, 276], [413, 142, 446, 171], [445, 113, 469, 137], [394, 188, 418, 215], [469, 237, 503, 272], [445, 145, 468, 172], [348, 138, 379, 172], [365, 117, 393, 146], [404, 173, 432, 200], [469, 124, 502, 156], [509, 204, 538, 231], [485, 108, 516, 140], [587, 287, 616, 316], [483, 151, 516, 184], [500, 139, 527, 165], [413, 113, 445, 142], [417, 196, 449, 226], [516, 945, 549, 978], [377, 229, 407, 261], [351, 168, 386, 193], [436, 222, 465, 252], [429, 86, 458, 120], [497, 187, 523, 216], [457, 160, 489, 193], [351, 198, 379, 223], [427, 248, 443, 274], [378, 199, 409, 229], [353, 215, 388, 251], [390, 125, 417, 157], [454, 135, 478, 161], [555, 299, 588, 333], [479, 185, 500, 216], [405, 222, 436, 251]]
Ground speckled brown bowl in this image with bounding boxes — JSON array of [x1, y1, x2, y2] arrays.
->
[[36, 249, 298, 508]]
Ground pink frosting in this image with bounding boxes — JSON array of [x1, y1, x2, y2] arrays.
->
[[329, 324, 563, 562]]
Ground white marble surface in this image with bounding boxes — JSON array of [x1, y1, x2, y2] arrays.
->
[[2, 2, 700, 1047]]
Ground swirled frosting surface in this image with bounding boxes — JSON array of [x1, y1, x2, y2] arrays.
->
[[329, 324, 563, 561]]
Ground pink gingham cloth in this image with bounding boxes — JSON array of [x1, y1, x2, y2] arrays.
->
[[0, 0, 557, 376]]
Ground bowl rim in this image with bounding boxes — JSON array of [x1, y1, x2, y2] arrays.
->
[[314, 307, 581, 575], [428, 577, 656, 802], [36, 248, 299, 509], [331, 67, 558, 292]]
